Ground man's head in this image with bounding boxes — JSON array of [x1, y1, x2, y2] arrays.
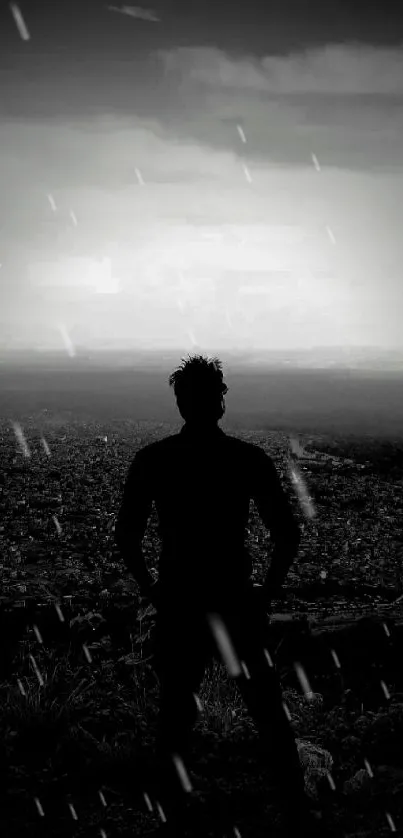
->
[[169, 353, 228, 427]]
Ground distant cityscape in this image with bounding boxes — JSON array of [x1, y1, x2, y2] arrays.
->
[[1, 344, 403, 371]]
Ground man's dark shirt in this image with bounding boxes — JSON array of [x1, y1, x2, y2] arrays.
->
[[115, 424, 300, 604]]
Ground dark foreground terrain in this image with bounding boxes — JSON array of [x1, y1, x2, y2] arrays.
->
[[1, 383, 403, 836]]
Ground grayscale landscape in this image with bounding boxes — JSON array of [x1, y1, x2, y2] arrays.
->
[[2, 0, 403, 833], [1, 350, 403, 836]]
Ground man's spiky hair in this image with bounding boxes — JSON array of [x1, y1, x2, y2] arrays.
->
[[169, 353, 228, 399]]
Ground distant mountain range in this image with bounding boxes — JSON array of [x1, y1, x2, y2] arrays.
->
[[1, 345, 403, 372], [224, 346, 403, 371]]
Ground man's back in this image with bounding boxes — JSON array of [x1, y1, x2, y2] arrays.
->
[[116, 423, 300, 606], [115, 357, 320, 837]]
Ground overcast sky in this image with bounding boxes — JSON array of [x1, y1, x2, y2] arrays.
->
[[1, 1, 403, 354]]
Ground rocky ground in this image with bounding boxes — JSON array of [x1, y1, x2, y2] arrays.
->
[[1, 416, 403, 836]]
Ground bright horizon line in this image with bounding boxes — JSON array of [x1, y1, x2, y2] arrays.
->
[[1, 344, 403, 354], [2, 344, 403, 363]]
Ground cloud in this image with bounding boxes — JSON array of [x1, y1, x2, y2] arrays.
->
[[106, 4, 160, 22], [2, 40, 403, 351], [156, 43, 403, 96]]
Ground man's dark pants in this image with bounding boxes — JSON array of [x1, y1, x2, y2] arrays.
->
[[150, 581, 310, 835]]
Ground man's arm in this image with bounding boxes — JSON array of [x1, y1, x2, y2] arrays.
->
[[252, 449, 301, 600], [115, 449, 156, 599]]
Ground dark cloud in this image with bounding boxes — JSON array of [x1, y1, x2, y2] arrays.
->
[[157, 44, 403, 95]]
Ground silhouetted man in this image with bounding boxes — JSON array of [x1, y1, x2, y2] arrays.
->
[[115, 354, 323, 837]]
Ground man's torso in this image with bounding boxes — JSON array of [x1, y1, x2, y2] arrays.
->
[[142, 426, 260, 597]]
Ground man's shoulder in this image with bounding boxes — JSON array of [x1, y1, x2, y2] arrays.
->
[[136, 432, 268, 460], [221, 431, 270, 457], [224, 433, 266, 460], [134, 435, 174, 460], [137, 431, 266, 461]]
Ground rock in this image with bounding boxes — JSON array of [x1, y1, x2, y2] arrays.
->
[[284, 690, 324, 719], [302, 691, 324, 708], [296, 739, 333, 800], [341, 734, 361, 753], [374, 764, 403, 788], [342, 767, 372, 795], [343, 764, 403, 797]]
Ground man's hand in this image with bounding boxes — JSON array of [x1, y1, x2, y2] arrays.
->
[[253, 583, 271, 612], [141, 579, 160, 608], [253, 583, 286, 612], [126, 569, 159, 608]]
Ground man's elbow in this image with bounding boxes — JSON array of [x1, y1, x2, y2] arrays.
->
[[275, 523, 300, 554], [290, 523, 301, 552], [292, 519, 301, 544], [114, 518, 129, 555], [114, 520, 122, 549], [115, 521, 141, 559]]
